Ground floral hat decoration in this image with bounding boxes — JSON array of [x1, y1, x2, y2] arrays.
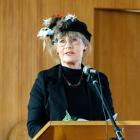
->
[[37, 14, 91, 47]]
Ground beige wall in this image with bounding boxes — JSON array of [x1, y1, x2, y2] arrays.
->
[[0, 0, 140, 139]]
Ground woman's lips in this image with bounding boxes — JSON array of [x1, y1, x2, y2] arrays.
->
[[65, 52, 75, 55]]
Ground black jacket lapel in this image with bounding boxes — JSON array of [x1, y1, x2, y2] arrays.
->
[[47, 65, 68, 120]]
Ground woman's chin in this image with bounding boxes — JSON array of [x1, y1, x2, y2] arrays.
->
[[63, 59, 76, 64]]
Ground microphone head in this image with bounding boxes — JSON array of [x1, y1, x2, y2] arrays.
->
[[83, 65, 90, 75], [83, 65, 97, 75]]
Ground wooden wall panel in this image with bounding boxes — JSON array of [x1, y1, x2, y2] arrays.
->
[[94, 9, 140, 120], [0, 0, 21, 139], [93, 0, 140, 8], [0, 0, 140, 139], [20, 0, 41, 122]]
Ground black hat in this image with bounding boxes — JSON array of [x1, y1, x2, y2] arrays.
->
[[37, 14, 92, 42], [59, 18, 91, 41]]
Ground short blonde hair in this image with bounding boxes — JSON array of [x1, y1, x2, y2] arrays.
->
[[43, 31, 91, 64]]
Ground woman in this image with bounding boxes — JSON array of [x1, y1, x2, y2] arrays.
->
[[27, 14, 115, 138]]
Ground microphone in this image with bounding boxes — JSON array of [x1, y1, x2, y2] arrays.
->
[[83, 65, 98, 82], [83, 65, 97, 75], [83, 67, 124, 140]]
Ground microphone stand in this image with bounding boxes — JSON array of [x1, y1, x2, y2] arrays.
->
[[90, 78, 124, 140]]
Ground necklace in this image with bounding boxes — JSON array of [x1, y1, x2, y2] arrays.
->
[[63, 72, 83, 87]]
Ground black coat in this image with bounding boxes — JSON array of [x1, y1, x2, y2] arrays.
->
[[27, 64, 115, 138]]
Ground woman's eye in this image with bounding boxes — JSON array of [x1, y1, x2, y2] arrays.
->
[[72, 38, 78, 42], [59, 39, 65, 43]]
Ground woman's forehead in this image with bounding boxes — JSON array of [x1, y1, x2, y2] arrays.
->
[[57, 32, 80, 39]]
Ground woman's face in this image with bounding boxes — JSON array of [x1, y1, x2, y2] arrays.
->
[[56, 35, 86, 68]]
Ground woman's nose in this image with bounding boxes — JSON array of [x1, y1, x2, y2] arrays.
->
[[65, 40, 72, 48]]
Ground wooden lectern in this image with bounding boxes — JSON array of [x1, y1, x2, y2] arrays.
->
[[32, 121, 140, 140]]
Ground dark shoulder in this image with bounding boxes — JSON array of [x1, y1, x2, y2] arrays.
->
[[32, 64, 61, 89], [99, 72, 108, 80], [37, 64, 60, 79], [98, 71, 110, 86]]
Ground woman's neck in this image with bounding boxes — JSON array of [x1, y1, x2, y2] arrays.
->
[[61, 62, 81, 69]]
